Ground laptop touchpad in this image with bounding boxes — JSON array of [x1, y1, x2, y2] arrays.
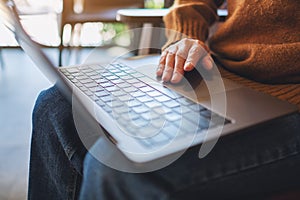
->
[[135, 64, 241, 103]]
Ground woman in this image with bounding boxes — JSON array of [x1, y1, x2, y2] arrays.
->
[[28, 0, 300, 199]]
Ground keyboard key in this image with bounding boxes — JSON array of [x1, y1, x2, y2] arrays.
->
[[66, 75, 74, 80], [74, 81, 83, 87], [84, 90, 93, 96], [118, 82, 131, 88], [137, 96, 153, 103], [131, 118, 149, 127], [105, 75, 119, 80], [123, 110, 139, 121], [95, 78, 109, 84], [132, 105, 149, 114], [149, 132, 169, 144], [165, 112, 181, 121], [145, 100, 162, 108], [103, 106, 112, 114], [101, 82, 114, 88], [102, 72, 113, 77], [147, 91, 162, 97], [84, 70, 99, 76], [80, 67, 93, 73], [133, 82, 147, 88], [110, 99, 124, 108], [162, 124, 179, 136], [112, 90, 126, 97], [65, 67, 81, 74], [70, 79, 79, 83], [164, 100, 180, 108], [76, 75, 88, 80], [111, 79, 125, 84], [131, 91, 146, 98], [118, 94, 131, 102], [138, 139, 153, 147], [85, 82, 98, 88], [150, 118, 165, 128], [173, 106, 191, 114], [126, 78, 140, 84], [105, 86, 119, 92], [139, 86, 154, 93], [79, 79, 93, 84], [109, 69, 122, 74], [113, 105, 129, 114], [95, 90, 109, 97], [153, 106, 172, 115], [79, 86, 88, 92], [127, 99, 142, 107], [101, 95, 112, 103], [115, 71, 127, 77], [136, 125, 160, 138], [155, 95, 171, 102], [90, 74, 101, 80], [96, 99, 105, 107], [141, 111, 159, 121], [123, 87, 138, 93]]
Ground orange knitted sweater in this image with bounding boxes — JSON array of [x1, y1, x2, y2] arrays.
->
[[163, 0, 300, 109]]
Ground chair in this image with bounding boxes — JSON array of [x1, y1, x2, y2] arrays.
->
[[1, 0, 60, 70], [116, 0, 228, 55], [13, 0, 61, 46], [59, 0, 144, 65], [14, 0, 61, 15]]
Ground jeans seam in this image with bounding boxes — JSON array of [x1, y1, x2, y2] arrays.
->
[[67, 168, 80, 200]]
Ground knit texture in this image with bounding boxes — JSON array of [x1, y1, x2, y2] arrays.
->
[[163, 0, 300, 109]]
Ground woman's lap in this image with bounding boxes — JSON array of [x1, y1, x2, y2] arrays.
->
[[28, 85, 300, 199]]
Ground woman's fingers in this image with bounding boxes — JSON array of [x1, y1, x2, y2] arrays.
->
[[156, 51, 167, 76], [171, 52, 186, 83], [201, 54, 214, 70], [184, 41, 208, 71], [162, 51, 176, 82], [157, 39, 212, 83]]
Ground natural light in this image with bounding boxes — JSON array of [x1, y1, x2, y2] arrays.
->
[[0, 0, 165, 47]]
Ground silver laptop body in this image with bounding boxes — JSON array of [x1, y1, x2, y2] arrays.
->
[[1, 0, 297, 163]]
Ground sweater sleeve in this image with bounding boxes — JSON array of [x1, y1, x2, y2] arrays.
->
[[162, 0, 224, 50]]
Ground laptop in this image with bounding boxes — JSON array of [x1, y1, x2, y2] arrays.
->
[[1, 0, 297, 163]]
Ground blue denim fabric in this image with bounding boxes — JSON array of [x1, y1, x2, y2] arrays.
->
[[28, 86, 88, 200], [80, 113, 300, 199], [28, 86, 300, 199]]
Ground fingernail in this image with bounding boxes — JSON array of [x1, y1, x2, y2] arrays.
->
[[171, 73, 182, 83], [156, 68, 162, 76], [184, 62, 193, 71], [162, 75, 168, 82]]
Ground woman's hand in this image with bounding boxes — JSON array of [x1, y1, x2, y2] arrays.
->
[[156, 38, 213, 83]]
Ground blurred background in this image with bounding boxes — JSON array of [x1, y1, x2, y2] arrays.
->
[[0, 0, 168, 199]]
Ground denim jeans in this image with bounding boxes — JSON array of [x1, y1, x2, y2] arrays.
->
[[28, 86, 300, 200], [28, 86, 92, 200]]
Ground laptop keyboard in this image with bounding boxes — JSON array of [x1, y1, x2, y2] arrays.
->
[[60, 63, 230, 147]]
